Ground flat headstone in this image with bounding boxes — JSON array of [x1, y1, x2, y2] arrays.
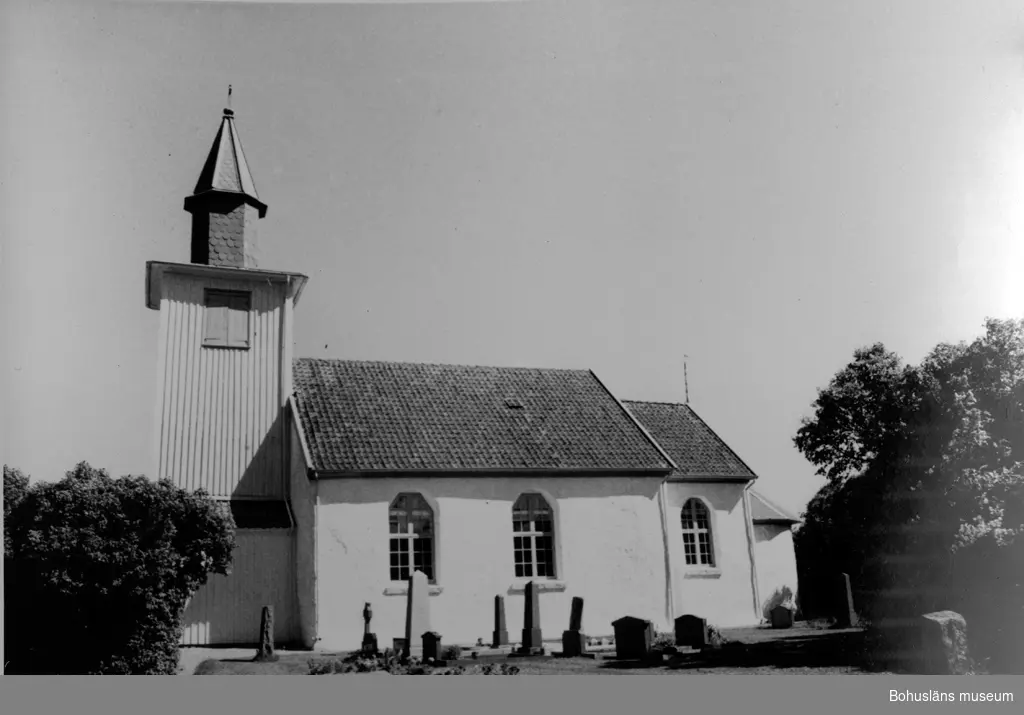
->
[[422, 631, 442, 662], [492, 595, 509, 647], [569, 596, 584, 632], [521, 581, 543, 652], [674, 614, 708, 648], [404, 570, 432, 658], [611, 616, 653, 660], [834, 573, 856, 628], [916, 611, 970, 675], [770, 604, 795, 629]]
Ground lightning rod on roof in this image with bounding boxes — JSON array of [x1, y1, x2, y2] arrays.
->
[[684, 355, 690, 405], [227, 84, 232, 111]]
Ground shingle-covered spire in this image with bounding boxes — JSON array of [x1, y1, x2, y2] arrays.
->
[[183, 105, 268, 269]]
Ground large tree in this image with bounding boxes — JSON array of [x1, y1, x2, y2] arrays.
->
[[794, 318, 1024, 671]]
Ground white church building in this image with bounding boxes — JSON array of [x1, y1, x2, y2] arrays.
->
[[147, 104, 800, 651]]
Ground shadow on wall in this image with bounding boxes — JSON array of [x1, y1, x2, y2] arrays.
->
[[232, 412, 287, 500], [180, 411, 298, 646]]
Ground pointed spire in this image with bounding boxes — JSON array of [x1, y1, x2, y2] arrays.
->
[[188, 104, 266, 214], [184, 96, 267, 269]]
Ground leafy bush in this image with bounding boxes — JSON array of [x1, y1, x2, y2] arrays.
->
[[761, 586, 795, 621], [4, 462, 235, 674], [706, 624, 727, 648], [652, 631, 675, 649], [440, 644, 462, 661], [306, 652, 520, 675]]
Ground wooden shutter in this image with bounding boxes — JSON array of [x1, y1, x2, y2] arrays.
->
[[204, 290, 251, 348], [227, 292, 251, 347], [203, 291, 230, 346]]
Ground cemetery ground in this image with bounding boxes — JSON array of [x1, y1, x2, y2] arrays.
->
[[187, 621, 884, 675]]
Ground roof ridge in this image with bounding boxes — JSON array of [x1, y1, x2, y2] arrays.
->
[[293, 356, 593, 373], [622, 399, 689, 408]]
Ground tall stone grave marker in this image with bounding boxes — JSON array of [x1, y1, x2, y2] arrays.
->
[[835, 573, 856, 628], [521, 581, 543, 653], [562, 596, 586, 657], [404, 569, 431, 658], [492, 595, 509, 648]]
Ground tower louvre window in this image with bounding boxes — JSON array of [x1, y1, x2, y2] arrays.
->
[[203, 289, 251, 348]]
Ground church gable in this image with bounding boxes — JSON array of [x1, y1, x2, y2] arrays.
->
[[291, 358, 674, 475]]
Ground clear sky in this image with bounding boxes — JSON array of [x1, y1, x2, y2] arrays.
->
[[3, 0, 1023, 515]]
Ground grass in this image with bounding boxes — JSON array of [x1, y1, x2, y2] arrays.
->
[[191, 622, 886, 675]]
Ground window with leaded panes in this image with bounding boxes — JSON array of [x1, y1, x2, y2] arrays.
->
[[512, 493, 555, 579], [681, 498, 714, 567], [389, 493, 434, 582]]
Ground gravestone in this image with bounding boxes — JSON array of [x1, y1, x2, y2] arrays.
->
[[569, 596, 584, 632], [521, 581, 543, 653], [562, 596, 587, 657], [362, 602, 378, 655], [835, 573, 856, 628], [254, 605, 278, 662], [611, 616, 653, 660], [404, 570, 432, 658], [422, 631, 443, 663], [674, 614, 708, 648], [492, 595, 509, 648], [770, 604, 795, 629], [916, 611, 970, 675]]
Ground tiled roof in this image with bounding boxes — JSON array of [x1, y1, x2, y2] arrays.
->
[[292, 358, 674, 474], [749, 490, 800, 524], [190, 108, 264, 211], [622, 400, 757, 479]]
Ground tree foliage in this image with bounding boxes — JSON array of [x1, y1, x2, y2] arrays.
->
[[4, 465, 31, 556], [794, 318, 1024, 672], [4, 462, 236, 674]]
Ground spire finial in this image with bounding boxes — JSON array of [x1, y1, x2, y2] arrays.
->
[[683, 354, 690, 405], [225, 85, 233, 117]]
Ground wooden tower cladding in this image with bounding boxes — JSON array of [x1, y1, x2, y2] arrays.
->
[[146, 101, 308, 645], [147, 103, 306, 500]]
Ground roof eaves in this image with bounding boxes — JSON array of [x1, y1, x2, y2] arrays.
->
[[753, 517, 800, 525], [312, 467, 674, 480], [750, 489, 801, 523], [667, 472, 757, 483], [288, 394, 316, 477]]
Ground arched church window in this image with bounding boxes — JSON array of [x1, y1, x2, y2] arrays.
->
[[681, 498, 714, 566], [512, 493, 556, 579], [389, 493, 434, 582]]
